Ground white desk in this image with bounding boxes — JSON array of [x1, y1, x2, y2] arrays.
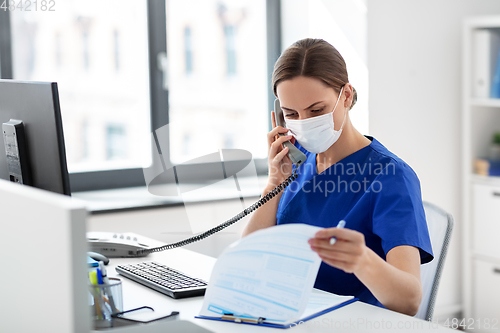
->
[[102, 243, 455, 333]]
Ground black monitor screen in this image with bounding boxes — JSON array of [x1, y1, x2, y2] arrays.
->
[[0, 80, 71, 195]]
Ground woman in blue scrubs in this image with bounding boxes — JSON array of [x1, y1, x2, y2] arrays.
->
[[242, 38, 433, 316]]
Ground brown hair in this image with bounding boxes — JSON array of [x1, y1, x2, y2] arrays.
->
[[272, 38, 357, 110]]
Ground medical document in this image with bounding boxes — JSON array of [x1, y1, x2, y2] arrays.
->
[[199, 223, 347, 325]]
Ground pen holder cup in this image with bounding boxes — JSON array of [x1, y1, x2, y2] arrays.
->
[[88, 277, 123, 329]]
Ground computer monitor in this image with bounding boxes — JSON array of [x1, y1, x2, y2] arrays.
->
[[0, 80, 71, 195]]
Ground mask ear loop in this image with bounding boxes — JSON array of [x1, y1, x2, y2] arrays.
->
[[333, 86, 347, 131]]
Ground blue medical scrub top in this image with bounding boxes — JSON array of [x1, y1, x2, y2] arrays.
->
[[276, 136, 433, 308]]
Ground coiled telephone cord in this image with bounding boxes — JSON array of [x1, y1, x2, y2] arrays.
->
[[137, 172, 298, 256]]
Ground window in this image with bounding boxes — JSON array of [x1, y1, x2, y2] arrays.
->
[[106, 124, 127, 160], [113, 29, 120, 72], [81, 26, 90, 71], [224, 25, 237, 76], [166, 0, 269, 165], [55, 32, 62, 69], [184, 26, 193, 75], [9, 0, 151, 175], [82, 120, 90, 161], [2, 1, 281, 191]]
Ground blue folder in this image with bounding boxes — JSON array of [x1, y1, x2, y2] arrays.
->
[[492, 45, 500, 98], [195, 297, 358, 329]]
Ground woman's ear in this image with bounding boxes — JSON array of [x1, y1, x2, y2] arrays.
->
[[343, 83, 354, 109]]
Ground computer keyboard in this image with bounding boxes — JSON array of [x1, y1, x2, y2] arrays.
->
[[116, 261, 208, 299]]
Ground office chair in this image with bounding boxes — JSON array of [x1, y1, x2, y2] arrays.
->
[[415, 201, 454, 321]]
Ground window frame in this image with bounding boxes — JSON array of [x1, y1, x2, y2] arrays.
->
[[1, 0, 281, 192], [0, 9, 13, 79]]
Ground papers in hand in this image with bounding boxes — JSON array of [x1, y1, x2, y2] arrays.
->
[[198, 223, 355, 326]]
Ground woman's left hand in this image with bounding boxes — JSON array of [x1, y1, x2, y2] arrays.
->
[[308, 228, 369, 274]]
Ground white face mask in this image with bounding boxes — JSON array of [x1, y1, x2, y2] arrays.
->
[[285, 86, 346, 154]]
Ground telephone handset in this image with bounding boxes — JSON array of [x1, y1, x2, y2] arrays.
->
[[101, 105, 304, 257], [274, 99, 307, 166]]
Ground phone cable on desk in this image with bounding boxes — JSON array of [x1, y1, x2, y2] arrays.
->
[[137, 171, 299, 256]]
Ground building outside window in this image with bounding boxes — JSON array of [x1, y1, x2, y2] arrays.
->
[[10, 0, 151, 173], [113, 29, 120, 72], [184, 26, 193, 75], [224, 25, 236, 76], [106, 124, 127, 160], [167, 0, 268, 165]]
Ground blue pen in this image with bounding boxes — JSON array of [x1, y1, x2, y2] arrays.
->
[[96, 268, 103, 285], [99, 261, 118, 313], [329, 220, 346, 245], [95, 268, 113, 317], [98, 262, 109, 284]]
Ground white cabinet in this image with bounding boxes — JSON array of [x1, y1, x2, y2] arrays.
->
[[472, 183, 500, 256], [463, 16, 500, 331], [473, 260, 500, 332]]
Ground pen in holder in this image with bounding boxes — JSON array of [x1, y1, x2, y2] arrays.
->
[[88, 277, 123, 329]]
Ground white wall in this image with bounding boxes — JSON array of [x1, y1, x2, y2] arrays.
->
[[367, 0, 500, 320]]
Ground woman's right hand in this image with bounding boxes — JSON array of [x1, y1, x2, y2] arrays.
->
[[267, 111, 295, 187], [242, 112, 294, 237]]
